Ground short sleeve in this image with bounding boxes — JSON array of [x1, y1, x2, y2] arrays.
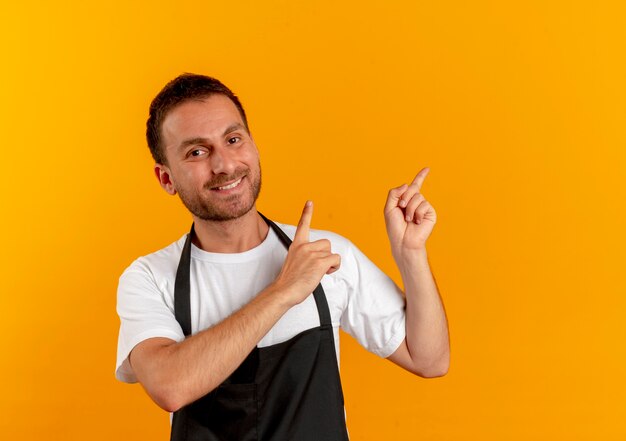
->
[[115, 261, 185, 383], [340, 241, 407, 358]]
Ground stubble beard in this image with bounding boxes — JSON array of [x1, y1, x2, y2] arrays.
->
[[177, 164, 262, 222]]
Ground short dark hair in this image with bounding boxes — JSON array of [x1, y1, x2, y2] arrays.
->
[[146, 73, 250, 165]]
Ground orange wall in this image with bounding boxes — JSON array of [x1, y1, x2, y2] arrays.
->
[[1, 1, 625, 439]]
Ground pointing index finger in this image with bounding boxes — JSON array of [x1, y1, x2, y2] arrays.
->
[[411, 167, 430, 190], [293, 200, 313, 244]]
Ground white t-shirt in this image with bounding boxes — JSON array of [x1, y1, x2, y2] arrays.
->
[[115, 222, 406, 383]]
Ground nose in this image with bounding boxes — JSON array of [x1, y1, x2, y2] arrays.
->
[[209, 146, 237, 175]]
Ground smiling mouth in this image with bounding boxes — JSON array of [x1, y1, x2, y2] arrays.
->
[[212, 177, 243, 191]]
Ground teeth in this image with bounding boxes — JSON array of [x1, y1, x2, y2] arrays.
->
[[218, 178, 242, 190]]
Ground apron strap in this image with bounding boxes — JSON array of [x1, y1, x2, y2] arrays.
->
[[174, 223, 194, 337], [174, 212, 333, 337]]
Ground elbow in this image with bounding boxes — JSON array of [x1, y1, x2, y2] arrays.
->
[[142, 373, 191, 413], [417, 363, 449, 378], [155, 399, 179, 413], [147, 382, 186, 413], [413, 354, 450, 378], [130, 342, 219, 413], [148, 377, 220, 413], [157, 392, 185, 413]]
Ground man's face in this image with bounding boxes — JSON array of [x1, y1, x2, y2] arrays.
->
[[157, 94, 261, 221]]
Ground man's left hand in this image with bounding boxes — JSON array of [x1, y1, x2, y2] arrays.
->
[[384, 167, 437, 257]]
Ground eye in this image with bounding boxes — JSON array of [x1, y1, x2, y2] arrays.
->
[[190, 149, 206, 157], [227, 136, 241, 145]]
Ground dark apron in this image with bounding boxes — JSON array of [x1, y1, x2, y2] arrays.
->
[[170, 212, 350, 441]]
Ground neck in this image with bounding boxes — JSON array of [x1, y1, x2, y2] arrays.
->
[[191, 208, 269, 253]]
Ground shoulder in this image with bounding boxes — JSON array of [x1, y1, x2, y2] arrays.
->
[[119, 233, 187, 283]]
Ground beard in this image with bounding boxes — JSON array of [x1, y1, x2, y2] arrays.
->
[[176, 163, 262, 222]]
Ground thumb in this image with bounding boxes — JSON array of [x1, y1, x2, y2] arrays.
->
[[384, 183, 408, 214]]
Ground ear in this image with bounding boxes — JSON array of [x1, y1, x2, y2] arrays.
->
[[154, 163, 177, 195]]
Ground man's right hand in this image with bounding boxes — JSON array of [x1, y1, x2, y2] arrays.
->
[[128, 203, 340, 412], [272, 201, 341, 307]]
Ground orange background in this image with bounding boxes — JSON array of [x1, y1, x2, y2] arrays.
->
[[1, 1, 625, 439]]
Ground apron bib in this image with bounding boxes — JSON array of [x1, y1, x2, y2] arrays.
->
[[170, 213, 350, 441]]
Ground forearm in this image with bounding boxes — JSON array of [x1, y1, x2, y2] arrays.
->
[[139, 283, 292, 411], [133, 201, 338, 412], [398, 249, 450, 376]]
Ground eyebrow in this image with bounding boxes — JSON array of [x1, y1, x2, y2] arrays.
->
[[177, 123, 247, 151]]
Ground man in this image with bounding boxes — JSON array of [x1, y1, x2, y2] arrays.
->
[[115, 73, 449, 440]]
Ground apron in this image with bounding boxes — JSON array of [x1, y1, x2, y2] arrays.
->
[[170, 212, 350, 441]]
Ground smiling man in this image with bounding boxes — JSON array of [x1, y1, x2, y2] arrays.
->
[[115, 73, 450, 440]]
